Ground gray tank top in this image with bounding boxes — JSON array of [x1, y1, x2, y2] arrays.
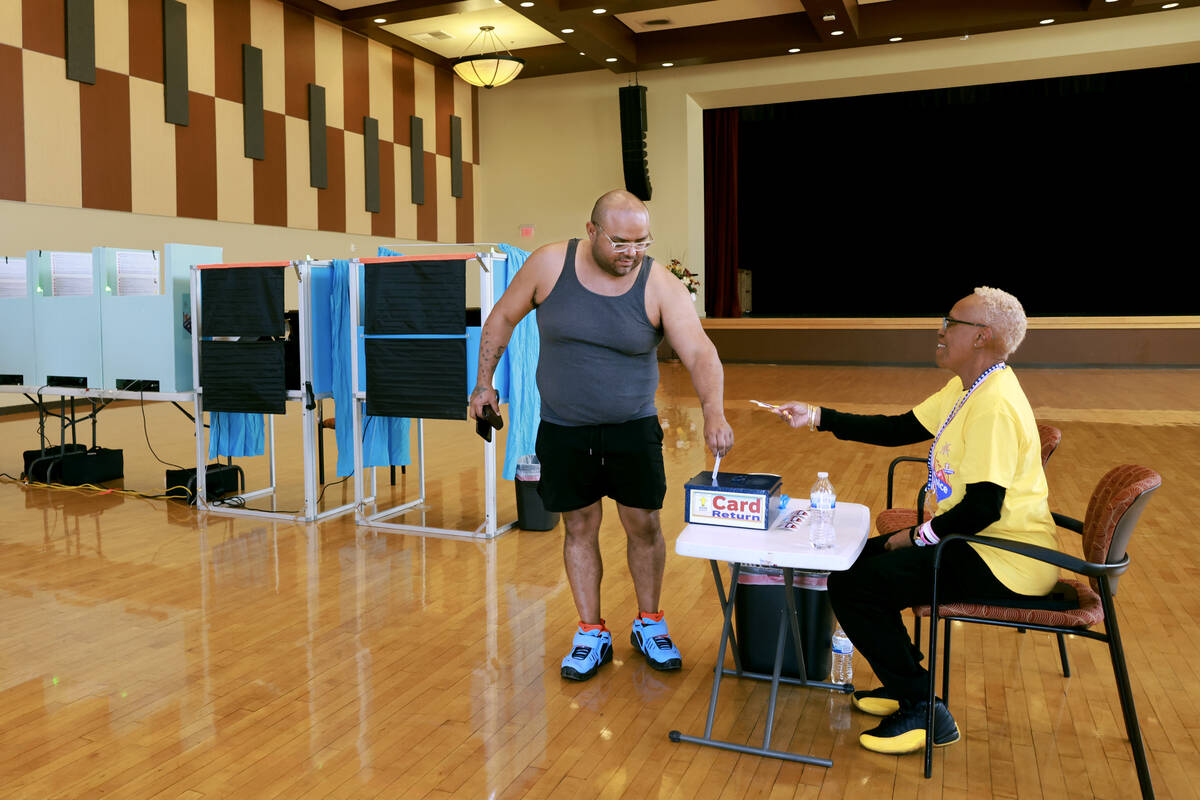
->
[[536, 238, 663, 426]]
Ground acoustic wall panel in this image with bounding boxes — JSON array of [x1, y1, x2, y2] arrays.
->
[[409, 115, 423, 204], [364, 116, 380, 214], [242, 44, 264, 159], [417, 151, 436, 241], [394, 143, 416, 239], [66, 0, 96, 85], [450, 114, 462, 198], [308, 82, 326, 189], [163, 0, 189, 125], [372, 139, 395, 238]]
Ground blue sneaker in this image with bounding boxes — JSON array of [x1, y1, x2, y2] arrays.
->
[[630, 615, 682, 671], [561, 626, 613, 681]]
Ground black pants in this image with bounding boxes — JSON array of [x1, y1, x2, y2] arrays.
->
[[827, 535, 1023, 702]]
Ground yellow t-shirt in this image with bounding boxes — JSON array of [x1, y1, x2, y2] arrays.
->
[[912, 368, 1058, 596]]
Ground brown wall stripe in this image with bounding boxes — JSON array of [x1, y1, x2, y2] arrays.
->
[[317, 126, 345, 233], [283, 5, 314, 120], [392, 49, 414, 147], [434, 66, 453, 157], [472, 86, 479, 166], [456, 163, 473, 244], [417, 151, 436, 241], [65, 0, 96, 85], [80, 69, 132, 212], [175, 92, 218, 220], [0, 44, 25, 202], [214, 0, 251, 103], [128, 0, 162, 83], [342, 30, 368, 136], [22, 0, 65, 58], [372, 140, 395, 239], [254, 109, 287, 227]]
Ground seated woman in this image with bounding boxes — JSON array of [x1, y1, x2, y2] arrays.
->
[[776, 286, 1058, 755]]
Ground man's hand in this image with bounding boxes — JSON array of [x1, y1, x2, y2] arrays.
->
[[704, 414, 734, 457], [884, 528, 914, 551], [469, 385, 499, 421]]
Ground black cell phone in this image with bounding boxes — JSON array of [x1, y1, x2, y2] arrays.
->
[[475, 406, 503, 441]]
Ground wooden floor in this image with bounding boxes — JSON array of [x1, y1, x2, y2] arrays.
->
[[1, 363, 1199, 799]]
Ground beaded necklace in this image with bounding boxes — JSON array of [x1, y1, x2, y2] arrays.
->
[[925, 361, 1007, 500]]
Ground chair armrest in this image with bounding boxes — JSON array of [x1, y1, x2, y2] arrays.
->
[[932, 533, 1127, 579], [886, 456, 927, 509], [1052, 512, 1084, 535]]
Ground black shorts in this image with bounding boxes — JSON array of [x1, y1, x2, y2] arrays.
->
[[534, 416, 667, 513]]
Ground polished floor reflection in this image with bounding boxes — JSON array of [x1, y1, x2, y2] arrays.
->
[[1, 364, 1198, 799]]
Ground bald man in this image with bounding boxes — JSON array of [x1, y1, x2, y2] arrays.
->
[[470, 190, 734, 681]]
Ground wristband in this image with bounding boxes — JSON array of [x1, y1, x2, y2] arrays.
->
[[913, 520, 939, 547], [808, 404, 818, 431]]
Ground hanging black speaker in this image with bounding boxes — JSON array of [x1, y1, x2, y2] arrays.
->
[[619, 85, 652, 201]]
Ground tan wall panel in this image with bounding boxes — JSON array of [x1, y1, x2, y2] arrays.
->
[[185, 0, 215, 97], [94, 0, 130, 74], [393, 142, 415, 241], [368, 39, 393, 143], [0, 0, 20, 48], [343, 131, 370, 235], [436, 153, 454, 243], [314, 18, 343, 129], [22, 51, 81, 208], [413, 58, 434, 138], [453, 76, 472, 164], [215, 97, 253, 224], [285, 114, 317, 229], [129, 76, 176, 215], [250, 0, 284, 115]]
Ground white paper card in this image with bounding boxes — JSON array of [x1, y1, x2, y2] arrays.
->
[[116, 250, 160, 296], [50, 252, 94, 297], [0, 258, 26, 299]]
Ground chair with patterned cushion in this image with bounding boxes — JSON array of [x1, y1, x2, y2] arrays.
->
[[918, 464, 1161, 799], [876, 423, 1062, 536]]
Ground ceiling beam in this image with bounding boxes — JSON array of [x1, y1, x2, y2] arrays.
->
[[338, 1, 479, 24], [803, 0, 861, 43]]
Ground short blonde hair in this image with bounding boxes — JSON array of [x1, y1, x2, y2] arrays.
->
[[973, 286, 1027, 359]]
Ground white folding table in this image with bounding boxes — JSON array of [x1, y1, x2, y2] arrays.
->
[[671, 501, 870, 766]]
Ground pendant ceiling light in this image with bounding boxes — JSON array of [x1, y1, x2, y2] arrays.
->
[[452, 26, 525, 88]]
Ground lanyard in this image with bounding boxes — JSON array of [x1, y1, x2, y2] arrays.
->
[[926, 361, 1006, 493]]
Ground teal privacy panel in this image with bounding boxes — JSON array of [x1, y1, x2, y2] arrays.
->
[[30, 250, 104, 388], [0, 256, 36, 385]]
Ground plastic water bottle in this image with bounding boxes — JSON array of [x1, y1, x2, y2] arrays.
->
[[831, 623, 854, 685], [809, 472, 836, 549]]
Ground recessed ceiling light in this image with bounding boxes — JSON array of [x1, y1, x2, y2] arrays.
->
[[579, 51, 586, 55], [822, 13, 836, 22], [1162, 2, 1179, 7], [661, 62, 674, 67], [831, 29, 844, 35], [889, 36, 902, 42], [561, 28, 574, 33], [787, 48, 801, 53], [605, 57, 617, 62], [373, 18, 386, 23], [520, 1, 534, 5], [593, 7, 606, 13], [1039, 18, 1054, 24]]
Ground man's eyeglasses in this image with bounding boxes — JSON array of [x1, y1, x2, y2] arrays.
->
[[594, 223, 653, 254], [941, 315, 990, 332]]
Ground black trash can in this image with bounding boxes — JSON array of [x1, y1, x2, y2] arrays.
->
[[515, 456, 560, 531], [733, 567, 833, 681]]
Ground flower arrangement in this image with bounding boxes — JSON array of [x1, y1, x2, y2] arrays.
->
[[666, 258, 700, 298]]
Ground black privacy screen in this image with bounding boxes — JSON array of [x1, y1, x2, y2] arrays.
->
[[363, 258, 468, 420], [201, 266, 285, 337], [200, 340, 286, 414]]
